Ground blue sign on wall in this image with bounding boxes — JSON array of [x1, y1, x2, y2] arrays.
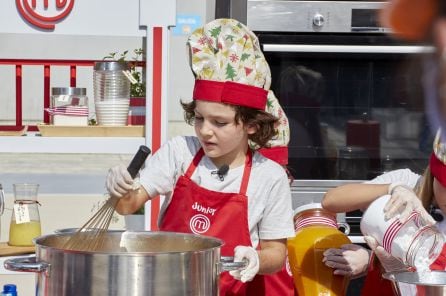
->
[[172, 15, 201, 36]]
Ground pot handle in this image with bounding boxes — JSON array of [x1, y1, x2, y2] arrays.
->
[[4, 255, 50, 274], [218, 256, 247, 273]]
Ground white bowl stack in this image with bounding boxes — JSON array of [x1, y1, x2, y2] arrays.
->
[[95, 99, 130, 126], [93, 61, 131, 126]]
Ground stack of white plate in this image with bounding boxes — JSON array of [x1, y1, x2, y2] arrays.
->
[[95, 99, 130, 126]]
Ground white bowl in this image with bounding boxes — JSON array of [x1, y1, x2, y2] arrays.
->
[[97, 118, 128, 126], [95, 100, 130, 106]]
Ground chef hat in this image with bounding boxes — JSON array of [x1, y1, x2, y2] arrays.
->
[[187, 18, 290, 165], [379, 0, 438, 41], [430, 128, 446, 186]]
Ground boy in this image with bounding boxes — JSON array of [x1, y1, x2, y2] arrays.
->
[[106, 18, 295, 295]]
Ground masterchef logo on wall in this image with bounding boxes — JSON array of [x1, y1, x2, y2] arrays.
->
[[16, 0, 74, 30]]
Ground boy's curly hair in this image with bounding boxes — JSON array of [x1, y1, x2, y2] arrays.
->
[[181, 100, 278, 148]]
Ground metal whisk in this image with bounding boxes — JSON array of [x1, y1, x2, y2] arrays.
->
[[63, 145, 151, 251]]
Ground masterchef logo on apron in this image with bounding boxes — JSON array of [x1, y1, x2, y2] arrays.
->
[[190, 214, 211, 234], [189, 202, 217, 234]]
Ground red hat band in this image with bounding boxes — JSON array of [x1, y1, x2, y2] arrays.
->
[[193, 79, 267, 110]]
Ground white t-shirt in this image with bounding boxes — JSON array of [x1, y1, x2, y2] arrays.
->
[[139, 136, 295, 248], [364, 168, 446, 232], [365, 168, 421, 188]]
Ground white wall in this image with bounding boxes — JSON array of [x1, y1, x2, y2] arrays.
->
[[0, 0, 212, 138], [167, 0, 208, 137]]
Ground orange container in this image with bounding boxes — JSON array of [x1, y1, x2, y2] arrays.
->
[[287, 204, 351, 295]]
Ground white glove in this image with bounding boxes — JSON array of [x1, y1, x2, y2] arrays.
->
[[364, 236, 408, 272], [385, 183, 436, 225], [106, 164, 134, 198], [229, 246, 260, 283], [323, 244, 370, 278]]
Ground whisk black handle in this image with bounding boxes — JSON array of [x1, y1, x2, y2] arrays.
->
[[127, 145, 151, 179]]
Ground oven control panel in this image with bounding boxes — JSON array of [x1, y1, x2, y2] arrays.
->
[[312, 12, 325, 28], [248, 0, 391, 33]]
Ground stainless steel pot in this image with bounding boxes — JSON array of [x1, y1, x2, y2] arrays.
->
[[4, 231, 244, 296], [383, 271, 446, 296]]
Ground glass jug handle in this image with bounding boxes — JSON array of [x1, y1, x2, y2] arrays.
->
[[0, 184, 4, 216], [337, 222, 350, 235]]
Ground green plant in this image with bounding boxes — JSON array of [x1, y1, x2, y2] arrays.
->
[[133, 206, 145, 215], [103, 48, 146, 97]]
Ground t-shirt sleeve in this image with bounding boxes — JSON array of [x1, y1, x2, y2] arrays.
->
[[365, 169, 421, 189], [258, 169, 295, 240], [139, 136, 197, 197]]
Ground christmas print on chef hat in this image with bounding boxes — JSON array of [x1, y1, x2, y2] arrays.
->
[[430, 128, 446, 186], [187, 18, 290, 165]]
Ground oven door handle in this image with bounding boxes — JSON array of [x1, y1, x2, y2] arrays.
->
[[262, 44, 435, 54]]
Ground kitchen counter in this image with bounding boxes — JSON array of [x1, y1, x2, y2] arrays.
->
[[0, 193, 125, 296]]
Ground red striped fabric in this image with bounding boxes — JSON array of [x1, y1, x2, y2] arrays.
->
[[45, 106, 88, 116]]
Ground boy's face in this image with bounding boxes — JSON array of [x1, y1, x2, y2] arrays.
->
[[193, 100, 255, 166]]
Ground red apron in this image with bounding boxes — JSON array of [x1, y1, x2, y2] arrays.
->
[[361, 253, 396, 296], [160, 148, 295, 295], [429, 243, 446, 271]]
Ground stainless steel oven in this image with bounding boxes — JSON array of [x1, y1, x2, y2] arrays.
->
[[247, 0, 436, 181], [217, 0, 436, 255], [245, 0, 435, 248]]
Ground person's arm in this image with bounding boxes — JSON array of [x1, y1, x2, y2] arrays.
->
[[115, 185, 151, 215], [105, 164, 155, 215], [258, 239, 287, 274], [229, 163, 293, 283], [107, 136, 192, 215], [229, 239, 287, 283], [322, 183, 389, 213]]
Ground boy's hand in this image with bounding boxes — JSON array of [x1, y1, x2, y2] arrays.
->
[[106, 164, 134, 198], [229, 246, 260, 283]]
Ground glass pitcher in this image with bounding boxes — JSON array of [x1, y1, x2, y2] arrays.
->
[[0, 184, 4, 241], [8, 183, 41, 246]]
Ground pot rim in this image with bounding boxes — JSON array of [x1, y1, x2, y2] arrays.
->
[[34, 230, 225, 255], [383, 271, 446, 286], [54, 228, 123, 234]]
